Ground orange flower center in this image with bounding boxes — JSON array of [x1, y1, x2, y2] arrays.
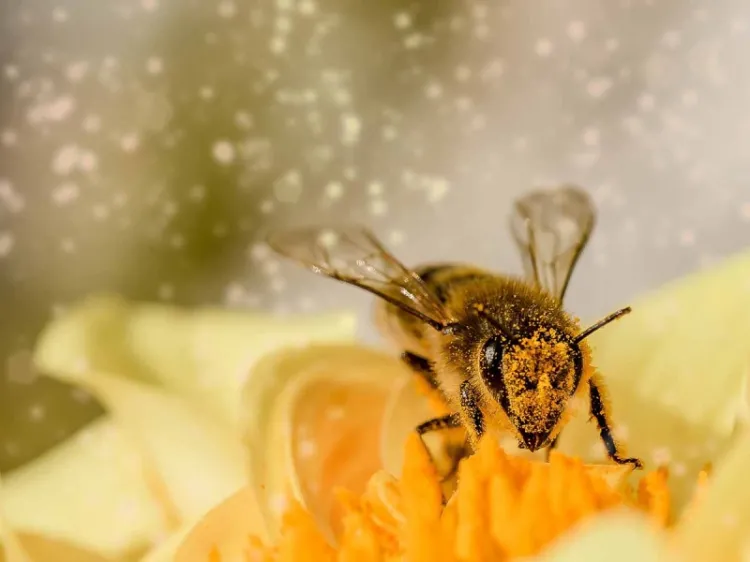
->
[[212, 433, 705, 562]]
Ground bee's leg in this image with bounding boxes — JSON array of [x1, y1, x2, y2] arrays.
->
[[460, 380, 485, 441], [415, 413, 461, 436], [544, 435, 559, 462], [401, 351, 440, 390], [415, 414, 464, 497], [588, 378, 643, 469]]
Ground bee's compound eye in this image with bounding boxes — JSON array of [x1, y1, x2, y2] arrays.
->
[[480, 336, 504, 374]]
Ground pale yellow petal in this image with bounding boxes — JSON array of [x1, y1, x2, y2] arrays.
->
[[34, 293, 357, 427], [51, 371, 247, 525], [587, 249, 750, 436], [174, 486, 266, 562], [533, 509, 672, 562], [554, 250, 750, 509], [672, 425, 750, 562], [379, 377, 437, 478], [0, 475, 32, 562], [139, 525, 195, 562], [239, 343, 410, 542], [2, 419, 169, 559]]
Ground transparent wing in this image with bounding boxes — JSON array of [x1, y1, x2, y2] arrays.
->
[[267, 225, 452, 329], [509, 186, 596, 302]]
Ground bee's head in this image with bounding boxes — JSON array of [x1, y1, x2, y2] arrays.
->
[[478, 326, 583, 452]]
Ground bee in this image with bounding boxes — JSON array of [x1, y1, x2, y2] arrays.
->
[[267, 186, 642, 470]]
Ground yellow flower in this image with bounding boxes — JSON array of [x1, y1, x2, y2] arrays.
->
[[0, 295, 358, 561], [1, 249, 750, 561], [170, 248, 750, 562]]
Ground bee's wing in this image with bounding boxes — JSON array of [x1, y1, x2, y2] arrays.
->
[[267, 225, 453, 329], [509, 186, 596, 302]]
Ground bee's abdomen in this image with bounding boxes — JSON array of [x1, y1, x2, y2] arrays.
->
[[415, 263, 491, 304]]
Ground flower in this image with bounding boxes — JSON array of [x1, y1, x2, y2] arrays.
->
[[2, 249, 750, 561], [0, 294, 359, 561], [170, 248, 750, 561]]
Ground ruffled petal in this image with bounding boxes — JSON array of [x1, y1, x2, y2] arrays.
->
[[533, 510, 670, 562], [1, 419, 169, 559], [33, 293, 357, 427], [9, 294, 359, 559], [672, 425, 750, 561], [558, 249, 750, 509], [173, 486, 267, 562], [238, 343, 411, 542]]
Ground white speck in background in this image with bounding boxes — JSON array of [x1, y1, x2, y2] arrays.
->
[[0, 180, 25, 213], [145, 56, 163, 75], [368, 181, 383, 196], [586, 76, 613, 98], [273, 170, 302, 203], [582, 127, 600, 147], [82, 114, 102, 133], [158, 283, 175, 300], [120, 133, 140, 152], [141, 0, 159, 12], [51, 182, 80, 205], [234, 110, 254, 129], [682, 90, 699, 107], [60, 238, 77, 253], [298, 0, 316, 15], [388, 230, 405, 246], [324, 181, 344, 201], [454, 65, 472, 82], [0, 232, 14, 257], [212, 140, 236, 165], [679, 229, 696, 247], [66, 61, 89, 82], [269, 37, 286, 55], [29, 403, 46, 421], [662, 30, 682, 49], [218, 0, 236, 18], [425, 177, 450, 203], [425, 82, 443, 99], [369, 199, 387, 216], [740, 202, 750, 221], [52, 7, 69, 23], [535, 38, 554, 57], [1, 129, 17, 146], [340, 113, 361, 146], [52, 144, 81, 175], [638, 93, 656, 111], [567, 21, 587, 43], [393, 12, 412, 30], [27, 95, 76, 124], [481, 59, 505, 81]]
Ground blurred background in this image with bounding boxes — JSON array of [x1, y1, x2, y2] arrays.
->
[[1, 0, 749, 474]]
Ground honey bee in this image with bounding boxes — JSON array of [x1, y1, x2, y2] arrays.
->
[[267, 186, 642, 470]]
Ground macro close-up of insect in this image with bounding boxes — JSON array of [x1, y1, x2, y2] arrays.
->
[[268, 185, 643, 473]]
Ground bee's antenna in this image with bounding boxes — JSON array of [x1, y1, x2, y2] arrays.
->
[[574, 306, 632, 344], [476, 307, 517, 342]]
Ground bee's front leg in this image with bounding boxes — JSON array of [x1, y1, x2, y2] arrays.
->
[[460, 380, 485, 442], [588, 378, 643, 469], [401, 351, 440, 390]]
